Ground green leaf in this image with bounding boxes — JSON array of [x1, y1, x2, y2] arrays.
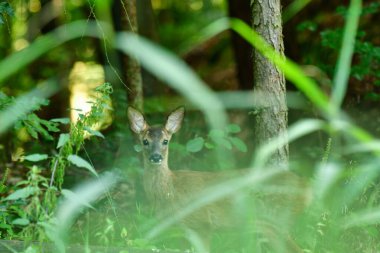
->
[[27, 114, 53, 140], [25, 122, 38, 139], [209, 129, 225, 140], [134, 144, 142, 152], [205, 142, 215, 149], [218, 138, 232, 150], [68, 154, 98, 177], [209, 129, 232, 149], [229, 137, 248, 153], [226, 124, 241, 133], [50, 117, 70, 124], [5, 186, 38, 201], [57, 133, 70, 149], [84, 127, 105, 138], [186, 137, 204, 153], [24, 154, 49, 162], [40, 119, 59, 132], [12, 218, 30, 226]]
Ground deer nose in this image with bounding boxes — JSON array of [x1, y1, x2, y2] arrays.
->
[[149, 153, 163, 164]]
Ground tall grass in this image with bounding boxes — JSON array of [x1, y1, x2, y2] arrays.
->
[[3, 0, 380, 252]]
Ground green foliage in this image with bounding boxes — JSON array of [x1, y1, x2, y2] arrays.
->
[[0, 168, 9, 193], [0, 165, 57, 241], [52, 82, 112, 188], [0, 83, 112, 243], [320, 2, 380, 100], [186, 124, 247, 153], [0, 93, 59, 140], [185, 124, 247, 153], [3, 1, 380, 252], [0, 1, 13, 25]]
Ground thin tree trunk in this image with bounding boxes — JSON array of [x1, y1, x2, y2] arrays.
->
[[120, 0, 143, 111], [251, 0, 289, 168]]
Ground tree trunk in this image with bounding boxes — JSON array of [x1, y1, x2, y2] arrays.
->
[[251, 0, 289, 168], [119, 0, 143, 111]]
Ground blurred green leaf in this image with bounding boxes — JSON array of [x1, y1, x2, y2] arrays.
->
[[5, 187, 38, 201], [205, 142, 215, 149], [24, 154, 49, 162], [0, 2, 14, 25], [12, 218, 30, 226], [186, 137, 204, 153], [229, 137, 247, 153], [134, 144, 142, 153], [50, 118, 70, 124], [209, 129, 224, 140], [225, 124, 241, 133], [0, 21, 103, 84]]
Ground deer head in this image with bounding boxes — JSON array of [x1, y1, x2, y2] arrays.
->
[[127, 106, 185, 167]]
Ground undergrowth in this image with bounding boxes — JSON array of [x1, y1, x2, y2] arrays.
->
[[0, 83, 113, 243]]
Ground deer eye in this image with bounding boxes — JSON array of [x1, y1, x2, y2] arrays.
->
[[162, 140, 168, 145], [143, 139, 149, 146]]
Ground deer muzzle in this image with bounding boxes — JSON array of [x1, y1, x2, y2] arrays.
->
[[149, 153, 163, 164]]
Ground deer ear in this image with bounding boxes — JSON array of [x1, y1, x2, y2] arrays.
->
[[127, 107, 147, 133], [165, 107, 185, 134]]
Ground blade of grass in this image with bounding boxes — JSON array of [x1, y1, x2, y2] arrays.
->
[[54, 172, 119, 253], [145, 168, 281, 240], [228, 18, 332, 116], [0, 20, 105, 84], [115, 32, 227, 131], [251, 119, 326, 167], [331, 0, 362, 109], [115, 33, 230, 168], [282, 0, 312, 23], [343, 207, 380, 228]]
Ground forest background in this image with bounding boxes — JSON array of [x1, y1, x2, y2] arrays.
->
[[1, 0, 380, 252]]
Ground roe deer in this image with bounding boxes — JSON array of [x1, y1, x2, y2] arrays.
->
[[127, 106, 311, 253]]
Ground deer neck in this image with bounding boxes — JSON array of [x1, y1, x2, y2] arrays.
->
[[143, 161, 175, 205]]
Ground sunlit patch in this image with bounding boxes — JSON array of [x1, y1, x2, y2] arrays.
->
[[13, 39, 29, 51], [189, 1, 203, 11], [69, 61, 112, 130], [29, 0, 41, 13]]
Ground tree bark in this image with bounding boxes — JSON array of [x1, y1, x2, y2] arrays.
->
[[251, 0, 289, 168], [119, 0, 143, 111]]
